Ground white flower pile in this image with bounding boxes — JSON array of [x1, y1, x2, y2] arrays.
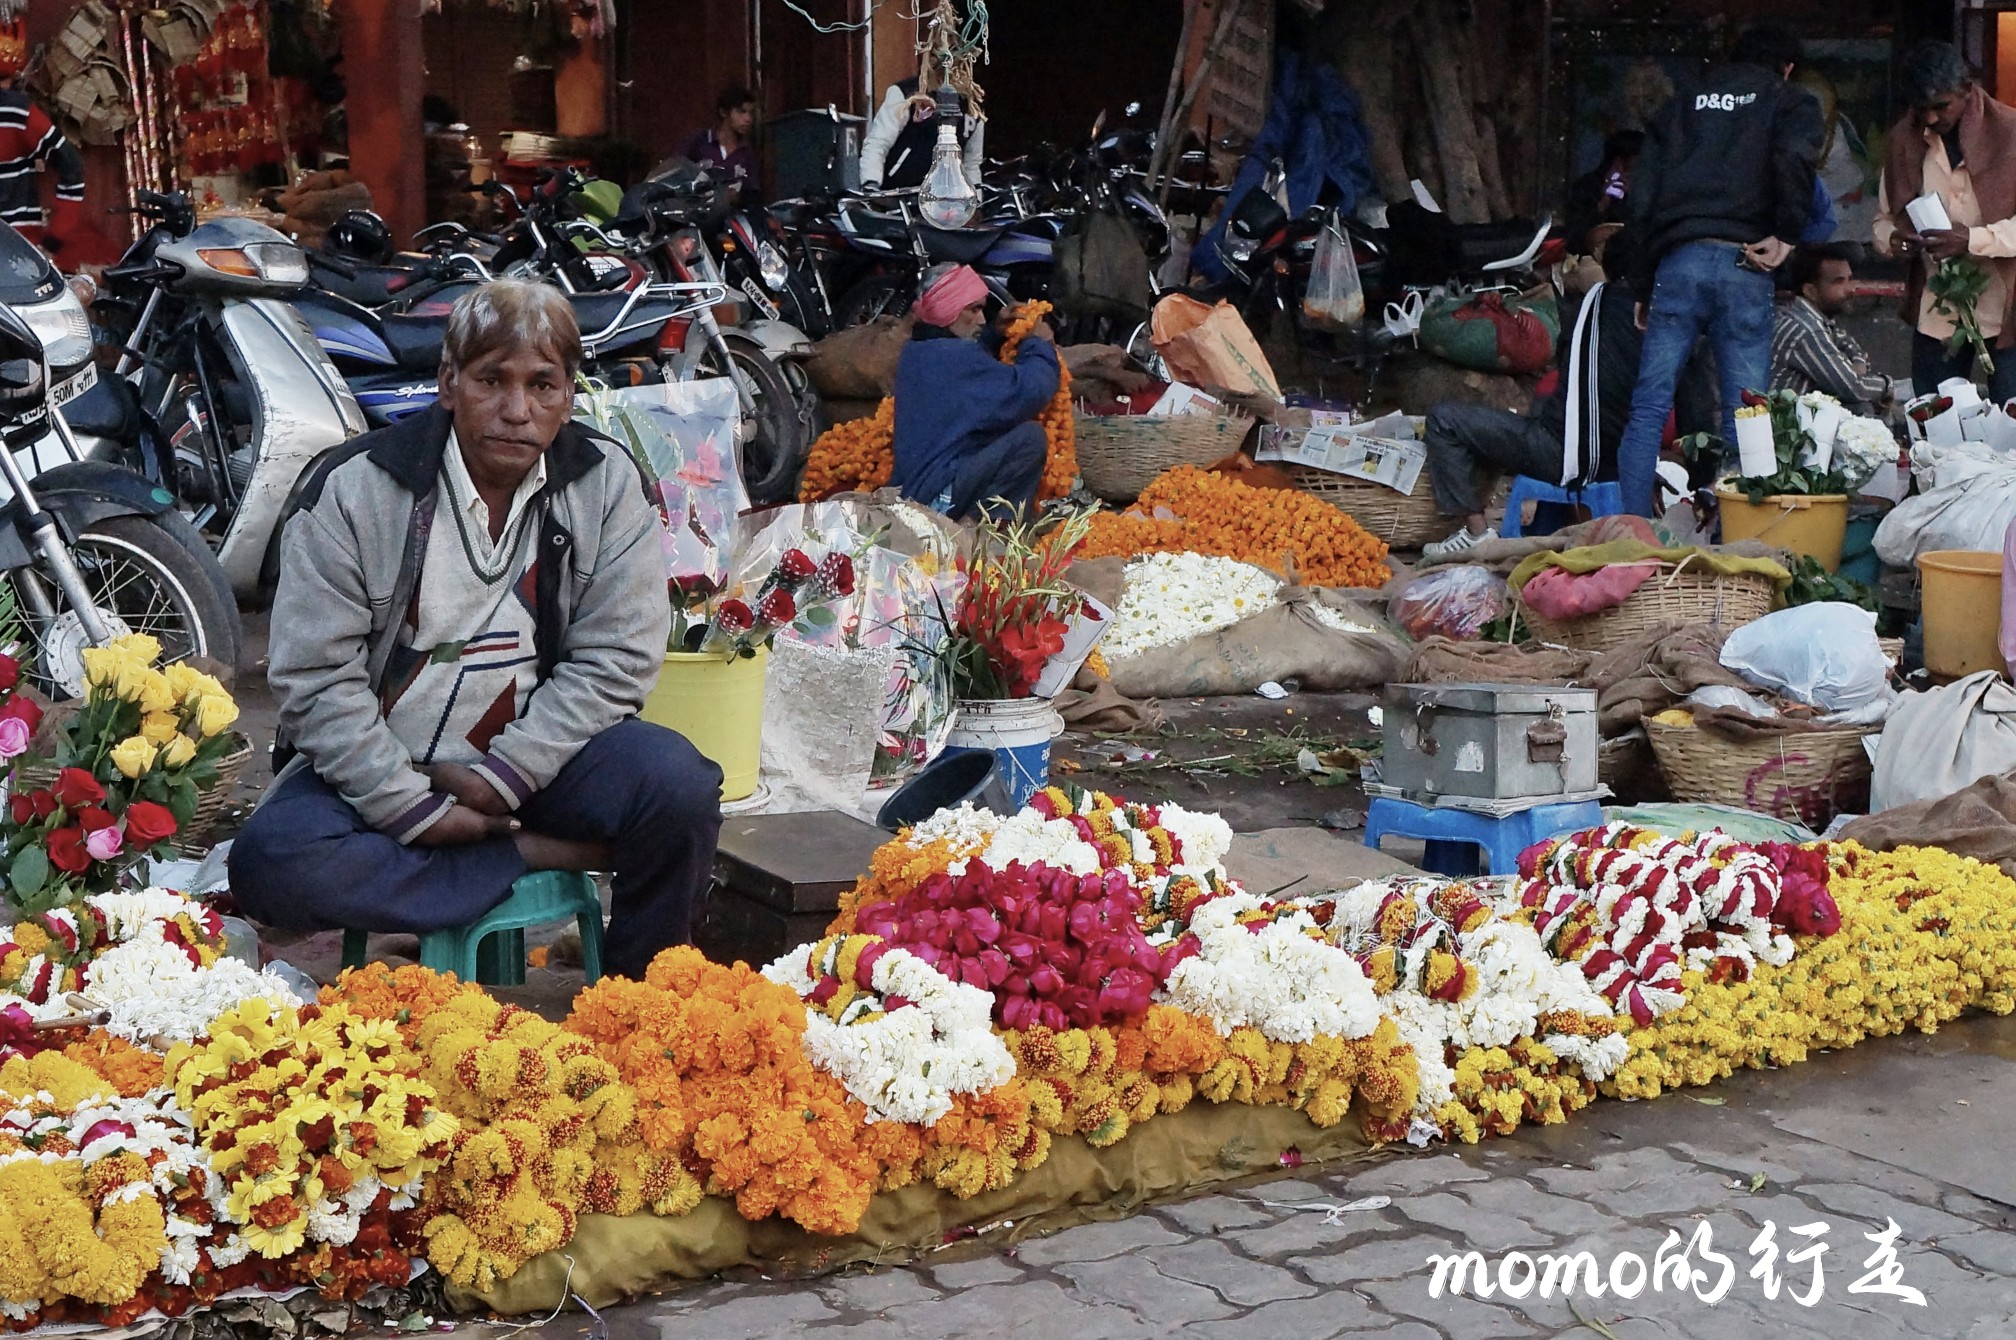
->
[[1831, 415, 1897, 490], [1103, 553, 1282, 661], [764, 939, 1015, 1126], [1160, 892, 1382, 1043]]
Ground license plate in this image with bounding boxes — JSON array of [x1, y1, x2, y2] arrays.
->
[[740, 277, 780, 322], [50, 363, 98, 408]]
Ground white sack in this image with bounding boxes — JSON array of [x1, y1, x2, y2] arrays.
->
[[1870, 671, 2016, 811], [1873, 443, 2016, 567]]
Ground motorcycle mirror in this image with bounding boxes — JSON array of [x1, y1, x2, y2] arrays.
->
[[0, 358, 36, 389]]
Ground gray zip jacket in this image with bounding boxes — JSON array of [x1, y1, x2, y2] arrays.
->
[[267, 404, 669, 840]]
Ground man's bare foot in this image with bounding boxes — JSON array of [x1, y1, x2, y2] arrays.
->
[[515, 833, 613, 871]]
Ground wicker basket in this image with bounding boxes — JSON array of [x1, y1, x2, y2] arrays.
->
[[1645, 719, 1873, 830], [1518, 561, 1777, 653], [1598, 729, 1667, 805], [1073, 411, 1252, 503], [10, 734, 253, 854], [1288, 468, 1502, 550]]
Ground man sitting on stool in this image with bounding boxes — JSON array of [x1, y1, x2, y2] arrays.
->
[[230, 279, 723, 981], [891, 263, 1059, 520]]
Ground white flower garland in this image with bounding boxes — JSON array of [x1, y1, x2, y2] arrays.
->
[[1160, 892, 1381, 1043], [764, 938, 1015, 1127]]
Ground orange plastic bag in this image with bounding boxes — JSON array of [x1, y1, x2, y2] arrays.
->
[[1149, 294, 1283, 400]]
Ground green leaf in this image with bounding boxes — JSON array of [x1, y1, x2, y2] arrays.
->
[[1749, 1171, 1768, 1193], [165, 777, 199, 826], [803, 605, 838, 627], [9, 844, 47, 897], [1688, 1095, 1726, 1106]]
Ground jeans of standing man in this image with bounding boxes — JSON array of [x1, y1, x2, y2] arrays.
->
[[1910, 330, 2016, 406], [1616, 241, 1775, 516]]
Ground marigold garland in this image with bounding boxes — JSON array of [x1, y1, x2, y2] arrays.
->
[[1079, 466, 1391, 588], [798, 302, 1076, 503]]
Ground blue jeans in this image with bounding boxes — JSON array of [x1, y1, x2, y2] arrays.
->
[[1617, 241, 1775, 516]]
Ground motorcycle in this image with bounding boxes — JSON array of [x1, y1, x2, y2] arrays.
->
[[86, 192, 371, 606], [0, 298, 243, 696]]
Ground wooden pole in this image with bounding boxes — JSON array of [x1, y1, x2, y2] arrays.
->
[[1145, 0, 1202, 196], [1158, 0, 1246, 209]]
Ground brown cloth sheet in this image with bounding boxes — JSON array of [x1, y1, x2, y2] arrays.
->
[[1404, 624, 1759, 736], [1838, 772, 2016, 876]]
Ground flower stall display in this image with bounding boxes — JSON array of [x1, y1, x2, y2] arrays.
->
[[2, 636, 241, 914], [798, 301, 1079, 504], [1079, 465, 1391, 588]]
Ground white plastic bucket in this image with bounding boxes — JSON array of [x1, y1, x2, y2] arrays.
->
[[945, 697, 1060, 809]]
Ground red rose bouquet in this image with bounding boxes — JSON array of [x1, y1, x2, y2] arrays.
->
[[677, 543, 860, 659]]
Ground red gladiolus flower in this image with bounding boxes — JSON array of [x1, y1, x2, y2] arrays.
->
[[714, 598, 755, 633], [777, 548, 817, 581], [51, 768, 105, 811], [122, 801, 179, 848], [47, 826, 91, 874], [757, 588, 797, 624]]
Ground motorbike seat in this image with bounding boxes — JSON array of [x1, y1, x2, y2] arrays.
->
[[312, 261, 418, 309], [919, 223, 1009, 264], [60, 373, 137, 439], [570, 292, 641, 338], [377, 313, 449, 372]]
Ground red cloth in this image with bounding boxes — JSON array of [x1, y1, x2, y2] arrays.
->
[[1520, 561, 1660, 620], [1452, 291, 1553, 375]]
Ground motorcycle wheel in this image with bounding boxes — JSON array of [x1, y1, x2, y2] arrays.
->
[[12, 515, 246, 700], [702, 337, 810, 506], [833, 275, 912, 329]]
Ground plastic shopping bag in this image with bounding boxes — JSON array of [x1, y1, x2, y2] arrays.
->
[[1301, 212, 1365, 331], [1149, 294, 1283, 399], [576, 378, 746, 597]]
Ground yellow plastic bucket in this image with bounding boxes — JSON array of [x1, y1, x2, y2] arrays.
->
[[1715, 490, 1850, 571], [640, 646, 769, 800], [1918, 550, 2005, 679]]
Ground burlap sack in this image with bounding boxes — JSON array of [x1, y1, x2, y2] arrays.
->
[[805, 315, 914, 400], [1104, 587, 1405, 699]]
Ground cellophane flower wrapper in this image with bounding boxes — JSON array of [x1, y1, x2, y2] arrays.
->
[[578, 381, 747, 612]]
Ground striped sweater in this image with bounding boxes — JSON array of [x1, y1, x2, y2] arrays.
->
[[0, 89, 84, 248]]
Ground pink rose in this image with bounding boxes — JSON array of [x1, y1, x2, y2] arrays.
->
[[85, 824, 123, 862], [0, 715, 28, 761]]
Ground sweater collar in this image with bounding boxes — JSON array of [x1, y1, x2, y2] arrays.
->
[[368, 403, 607, 498]]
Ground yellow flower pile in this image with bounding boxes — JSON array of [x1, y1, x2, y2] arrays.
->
[[168, 998, 458, 1260], [1607, 843, 2016, 1100], [1433, 1038, 1599, 1145], [409, 988, 701, 1291]]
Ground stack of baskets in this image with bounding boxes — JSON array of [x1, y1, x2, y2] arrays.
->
[[1288, 470, 1504, 550], [1644, 719, 1874, 830], [1074, 411, 1252, 503], [1517, 560, 1777, 653]]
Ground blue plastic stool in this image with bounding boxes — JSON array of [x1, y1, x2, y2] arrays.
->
[[1501, 477, 1625, 539], [1363, 796, 1605, 877], [340, 870, 605, 986]]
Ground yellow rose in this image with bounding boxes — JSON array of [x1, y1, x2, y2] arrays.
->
[[139, 711, 181, 745], [138, 670, 177, 716], [81, 648, 144, 700], [166, 663, 229, 708], [193, 693, 239, 739], [111, 633, 162, 666], [161, 734, 197, 768], [109, 734, 159, 779]]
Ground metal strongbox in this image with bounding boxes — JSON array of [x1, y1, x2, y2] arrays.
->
[[1381, 682, 1598, 800]]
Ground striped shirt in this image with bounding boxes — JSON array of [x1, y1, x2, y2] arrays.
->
[[1769, 295, 1889, 412], [0, 90, 84, 247]]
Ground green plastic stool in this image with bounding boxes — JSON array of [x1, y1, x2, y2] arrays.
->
[[340, 870, 605, 986]]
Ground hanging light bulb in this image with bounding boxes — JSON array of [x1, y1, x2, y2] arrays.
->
[[918, 85, 979, 230]]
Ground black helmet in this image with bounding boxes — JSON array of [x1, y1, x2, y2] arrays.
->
[[325, 210, 394, 264]]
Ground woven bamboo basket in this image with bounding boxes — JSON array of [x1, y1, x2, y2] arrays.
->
[[1287, 469, 1504, 550], [10, 734, 254, 854], [1598, 729, 1666, 805], [1645, 719, 1873, 829], [1517, 561, 1777, 653], [1073, 412, 1252, 503]]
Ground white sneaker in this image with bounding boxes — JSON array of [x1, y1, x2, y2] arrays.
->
[[1421, 526, 1497, 563]]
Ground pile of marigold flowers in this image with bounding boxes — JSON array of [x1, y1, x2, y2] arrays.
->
[[1080, 465, 1391, 587], [798, 302, 1077, 503]]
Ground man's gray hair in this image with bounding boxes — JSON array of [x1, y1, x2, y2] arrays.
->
[[442, 279, 583, 376]]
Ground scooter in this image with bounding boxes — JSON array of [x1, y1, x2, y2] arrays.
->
[[87, 192, 371, 605], [0, 300, 242, 695]]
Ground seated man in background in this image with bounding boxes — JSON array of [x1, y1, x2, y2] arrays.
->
[[1770, 241, 1897, 415], [890, 263, 1058, 521], [231, 280, 723, 981], [1421, 232, 1710, 559]]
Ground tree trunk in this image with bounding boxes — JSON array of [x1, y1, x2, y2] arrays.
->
[[1411, 0, 1490, 224]]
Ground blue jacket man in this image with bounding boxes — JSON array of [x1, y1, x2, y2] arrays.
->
[[891, 264, 1059, 519]]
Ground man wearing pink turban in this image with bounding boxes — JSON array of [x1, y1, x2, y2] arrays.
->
[[890, 263, 1059, 519]]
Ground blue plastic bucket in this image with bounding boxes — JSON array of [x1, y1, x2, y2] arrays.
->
[[944, 697, 1057, 810]]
